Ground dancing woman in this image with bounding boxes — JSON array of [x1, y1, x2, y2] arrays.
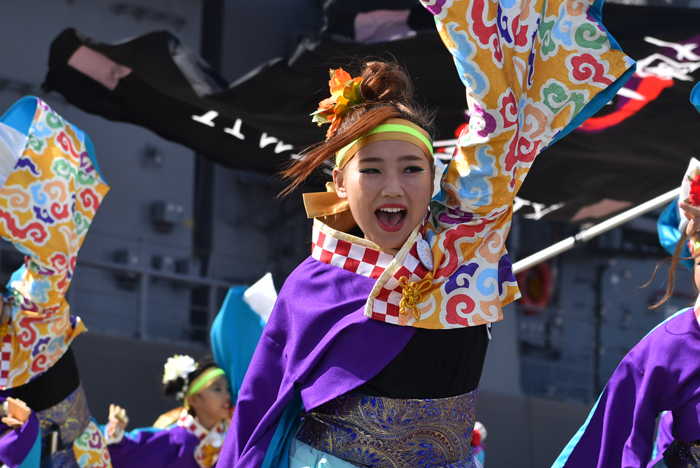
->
[[219, 1, 633, 466], [104, 277, 272, 468], [106, 355, 232, 468], [553, 86, 700, 468]]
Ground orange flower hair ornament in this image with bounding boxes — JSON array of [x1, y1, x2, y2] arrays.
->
[[311, 68, 363, 139]]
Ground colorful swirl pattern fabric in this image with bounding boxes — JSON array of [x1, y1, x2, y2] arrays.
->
[[73, 420, 114, 468], [353, 0, 634, 328], [0, 96, 109, 388]]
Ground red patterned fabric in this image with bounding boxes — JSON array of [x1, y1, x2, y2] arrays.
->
[[311, 222, 431, 325], [0, 333, 11, 388], [311, 224, 393, 280]]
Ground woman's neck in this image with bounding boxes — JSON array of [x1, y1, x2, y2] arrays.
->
[[194, 413, 218, 431]]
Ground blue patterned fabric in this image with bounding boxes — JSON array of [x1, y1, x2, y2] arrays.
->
[[296, 390, 478, 468]]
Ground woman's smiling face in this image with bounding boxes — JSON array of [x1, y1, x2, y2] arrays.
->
[[333, 140, 433, 250]]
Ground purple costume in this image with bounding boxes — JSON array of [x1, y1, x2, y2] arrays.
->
[[553, 307, 700, 467], [219, 257, 414, 467], [218, 0, 633, 463], [108, 425, 200, 468], [649, 412, 674, 467], [0, 397, 40, 468]]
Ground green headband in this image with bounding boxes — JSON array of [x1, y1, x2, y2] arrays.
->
[[335, 118, 433, 169], [187, 367, 226, 397]]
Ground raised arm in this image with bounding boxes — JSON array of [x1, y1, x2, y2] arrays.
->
[[0, 96, 108, 314], [0, 97, 109, 388], [422, 0, 634, 223]]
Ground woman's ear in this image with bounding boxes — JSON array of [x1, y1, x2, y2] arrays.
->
[[333, 167, 347, 199], [187, 394, 201, 413]]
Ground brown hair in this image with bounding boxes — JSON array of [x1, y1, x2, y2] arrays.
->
[[645, 231, 694, 309], [279, 61, 435, 196]]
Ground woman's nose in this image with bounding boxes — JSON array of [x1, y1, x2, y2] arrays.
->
[[381, 173, 404, 197]]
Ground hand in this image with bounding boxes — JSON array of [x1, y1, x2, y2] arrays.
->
[[1, 397, 31, 429], [679, 200, 700, 239], [106, 404, 129, 438]]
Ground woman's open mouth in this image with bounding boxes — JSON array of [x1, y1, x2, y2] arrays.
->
[[375, 205, 407, 232]]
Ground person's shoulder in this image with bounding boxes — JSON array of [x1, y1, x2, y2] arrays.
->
[[277, 255, 374, 298], [276, 256, 324, 295], [627, 308, 699, 368], [166, 424, 200, 447]]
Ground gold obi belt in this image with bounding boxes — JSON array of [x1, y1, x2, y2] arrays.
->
[[37, 383, 91, 465], [663, 439, 700, 467], [296, 390, 479, 468]]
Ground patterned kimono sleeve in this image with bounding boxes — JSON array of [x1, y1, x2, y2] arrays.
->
[[0, 96, 109, 388], [421, 0, 634, 224]]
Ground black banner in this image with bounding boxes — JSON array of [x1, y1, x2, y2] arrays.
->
[[43, 4, 700, 222]]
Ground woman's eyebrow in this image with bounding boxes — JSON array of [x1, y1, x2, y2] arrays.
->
[[399, 154, 427, 162], [358, 154, 424, 164]]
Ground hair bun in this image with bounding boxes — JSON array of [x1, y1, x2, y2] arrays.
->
[[360, 61, 414, 104], [162, 354, 219, 400]]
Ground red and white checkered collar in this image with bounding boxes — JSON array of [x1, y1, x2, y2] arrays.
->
[[311, 219, 436, 326], [177, 409, 208, 440], [177, 409, 228, 468], [311, 221, 395, 280]]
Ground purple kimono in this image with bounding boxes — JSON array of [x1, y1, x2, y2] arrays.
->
[[109, 425, 201, 468], [649, 412, 674, 467], [553, 308, 700, 467], [0, 397, 40, 468], [218, 257, 415, 467]]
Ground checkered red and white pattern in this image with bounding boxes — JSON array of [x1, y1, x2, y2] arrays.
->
[[178, 409, 207, 440], [311, 223, 433, 325], [370, 241, 431, 324], [311, 224, 393, 280], [178, 408, 227, 467], [0, 333, 12, 389]]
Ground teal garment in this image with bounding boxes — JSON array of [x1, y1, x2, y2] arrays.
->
[[212, 285, 289, 468], [657, 197, 693, 271], [210, 286, 267, 403], [288, 439, 357, 468], [17, 434, 40, 468], [261, 391, 302, 468], [692, 82, 700, 113]]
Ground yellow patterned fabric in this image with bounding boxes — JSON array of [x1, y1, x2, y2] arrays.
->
[[0, 96, 109, 388], [73, 420, 113, 468], [296, 390, 478, 467], [311, 0, 635, 329]]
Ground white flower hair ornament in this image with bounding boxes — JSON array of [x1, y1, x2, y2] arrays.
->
[[163, 355, 198, 400]]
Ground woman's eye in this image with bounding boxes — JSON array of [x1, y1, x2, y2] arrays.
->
[[405, 166, 425, 173], [358, 168, 380, 174]]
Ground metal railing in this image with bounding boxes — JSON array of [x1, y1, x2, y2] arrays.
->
[[0, 242, 239, 344], [74, 258, 238, 341]]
